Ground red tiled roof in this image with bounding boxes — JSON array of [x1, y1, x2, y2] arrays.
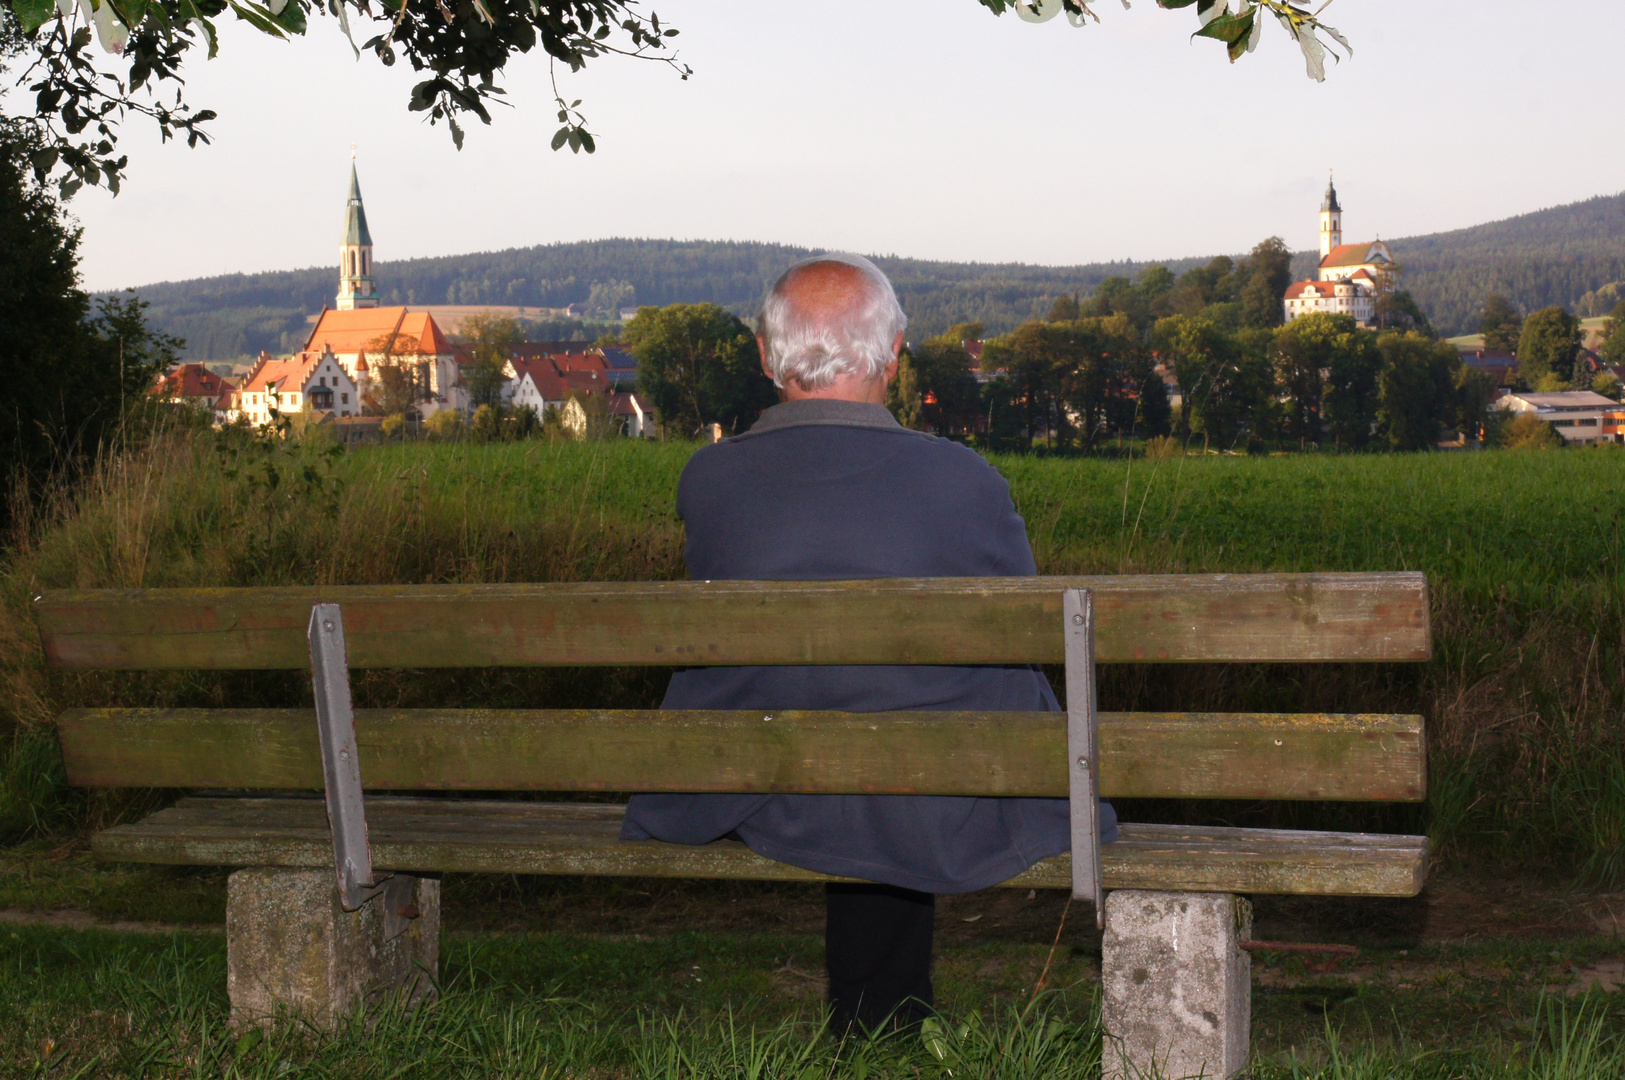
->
[[154, 363, 229, 399], [304, 307, 454, 358], [553, 352, 608, 376], [511, 357, 566, 400], [1318, 242, 1385, 269], [243, 355, 320, 394], [559, 369, 607, 395], [1285, 280, 1331, 299]]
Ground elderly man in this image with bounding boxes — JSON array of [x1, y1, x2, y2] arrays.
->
[[622, 253, 1116, 1035]]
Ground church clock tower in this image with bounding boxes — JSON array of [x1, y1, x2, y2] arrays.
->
[[1319, 175, 1342, 258], [336, 160, 379, 310]]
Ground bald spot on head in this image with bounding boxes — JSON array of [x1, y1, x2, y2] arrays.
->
[[775, 261, 872, 329]]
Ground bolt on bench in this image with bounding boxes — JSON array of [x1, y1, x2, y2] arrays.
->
[[35, 573, 1430, 1079]]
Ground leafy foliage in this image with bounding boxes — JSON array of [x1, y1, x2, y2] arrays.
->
[[620, 302, 774, 437], [1479, 293, 1522, 352], [3, 0, 1351, 197], [455, 310, 522, 408], [0, 131, 179, 524], [980, 0, 1349, 81], [1, 0, 688, 193], [1516, 306, 1582, 386]]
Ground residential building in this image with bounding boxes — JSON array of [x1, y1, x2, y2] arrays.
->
[[1494, 390, 1618, 444], [1459, 349, 1517, 388], [610, 392, 656, 437], [602, 347, 639, 387], [153, 363, 237, 423], [1283, 178, 1395, 327], [238, 346, 361, 427]]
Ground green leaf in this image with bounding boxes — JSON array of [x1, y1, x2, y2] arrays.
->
[[1194, 9, 1252, 60], [270, 0, 304, 33], [116, 0, 150, 27], [1156, 0, 1199, 6], [12, 0, 59, 33], [550, 126, 568, 150], [227, 0, 286, 38]]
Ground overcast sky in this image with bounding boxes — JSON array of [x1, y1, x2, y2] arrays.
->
[[59, 0, 1625, 293]]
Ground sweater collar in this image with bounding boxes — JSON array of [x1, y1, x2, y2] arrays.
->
[[740, 398, 902, 439]]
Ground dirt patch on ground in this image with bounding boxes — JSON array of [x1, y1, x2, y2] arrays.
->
[[2, 862, 1621, 952], [0, 908, 206, 935]]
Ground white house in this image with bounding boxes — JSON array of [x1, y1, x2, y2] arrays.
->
[[609, 392, 656, 438], [238, 345, 361, 428], [1494, 390, 1618, 444]]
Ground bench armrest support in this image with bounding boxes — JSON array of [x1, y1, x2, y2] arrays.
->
[[1065, 589, 1103, 927], [310, 604, 383, 910]]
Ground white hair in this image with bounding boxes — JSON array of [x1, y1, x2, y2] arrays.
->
[[758, 252, 908, 391]]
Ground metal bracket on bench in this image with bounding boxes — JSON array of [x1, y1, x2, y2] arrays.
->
[[309, 603, 388, 912], [1063, 588, 1104, 928]]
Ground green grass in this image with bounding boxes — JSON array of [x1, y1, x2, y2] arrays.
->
[[1, 922, 1621, 1078], [2, 434, 1624, 878]]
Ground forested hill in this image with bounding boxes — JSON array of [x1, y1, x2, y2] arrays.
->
[[120, 191, 1625, 360], [115, 239, 1206, 360]]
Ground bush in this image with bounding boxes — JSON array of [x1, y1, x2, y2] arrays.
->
[[425, 409, 463, 441], [1500, 412, 1562, 449], [469, 404, 501, 444]]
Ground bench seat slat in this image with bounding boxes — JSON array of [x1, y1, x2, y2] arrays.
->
[[58, 708, 1426, 802], [35, 573, 1431, 670], [90, 797, 1427, 897]]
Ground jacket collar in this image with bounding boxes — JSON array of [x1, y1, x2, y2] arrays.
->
[[738, 398, 902, 439]]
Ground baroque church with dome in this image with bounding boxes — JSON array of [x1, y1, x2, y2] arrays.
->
[[1282, 178, 1394, 327]]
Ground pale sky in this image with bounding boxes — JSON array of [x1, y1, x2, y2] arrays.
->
[[57, 0, 1625, 293]]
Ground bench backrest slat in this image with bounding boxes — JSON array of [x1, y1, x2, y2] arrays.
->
[[56, 707, 1426, 802], [36, 573, 1430, 670]]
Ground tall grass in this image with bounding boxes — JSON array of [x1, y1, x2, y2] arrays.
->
[[2, 430, 1623, 881]]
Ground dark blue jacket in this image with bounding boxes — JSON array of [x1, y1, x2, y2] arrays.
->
[[620, 398, 1116, 893]]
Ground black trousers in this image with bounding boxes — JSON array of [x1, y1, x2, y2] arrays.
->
[[825, 883, 935, 1035]]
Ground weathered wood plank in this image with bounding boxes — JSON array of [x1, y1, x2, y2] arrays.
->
[[57, 708, 1426, 801], [35, 574, 1431, 670], [89, 797, 1430, 897]]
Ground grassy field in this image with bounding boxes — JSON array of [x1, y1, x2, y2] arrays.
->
[[1, 431, 1624, 1075], [2, 917, 1622, 1079], [5, 431, 1622, 878]]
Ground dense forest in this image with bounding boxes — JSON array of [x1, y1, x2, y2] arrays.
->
[[118, 192, 1625, 360]]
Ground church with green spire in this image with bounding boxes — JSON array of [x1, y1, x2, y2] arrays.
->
[[336, 161, 378, 311]]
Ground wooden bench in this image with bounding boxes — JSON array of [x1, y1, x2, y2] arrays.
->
[[35, 573, 1430, 1079]]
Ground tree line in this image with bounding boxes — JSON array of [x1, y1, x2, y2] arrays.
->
[[618, 241, 1521, 454], [889, 246, 1478, 454]]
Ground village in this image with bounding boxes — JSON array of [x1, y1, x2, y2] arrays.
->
[[149, 168, 1625, 449]]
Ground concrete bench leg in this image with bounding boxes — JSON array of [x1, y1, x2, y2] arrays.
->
[[227, 867, 440, 1031], [1101, 890, 1251, 1080]]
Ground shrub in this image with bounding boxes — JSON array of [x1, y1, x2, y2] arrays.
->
[[1501, 412, 1562, 449], [425, 409, 463, 441]]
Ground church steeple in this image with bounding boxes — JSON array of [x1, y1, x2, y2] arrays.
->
[[1319, 173, 1342, 259], [336, 159, 378, 310]]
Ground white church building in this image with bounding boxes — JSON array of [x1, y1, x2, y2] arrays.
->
[[1282, 179, 1394, 327]]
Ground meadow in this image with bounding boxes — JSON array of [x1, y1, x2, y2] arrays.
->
[[4, 432, 1622, 876], [0, 431, 1622, 1076]]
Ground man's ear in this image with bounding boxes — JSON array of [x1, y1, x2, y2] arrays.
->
[[892, 331, 904, 359], [758, 335, 774, 381]]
